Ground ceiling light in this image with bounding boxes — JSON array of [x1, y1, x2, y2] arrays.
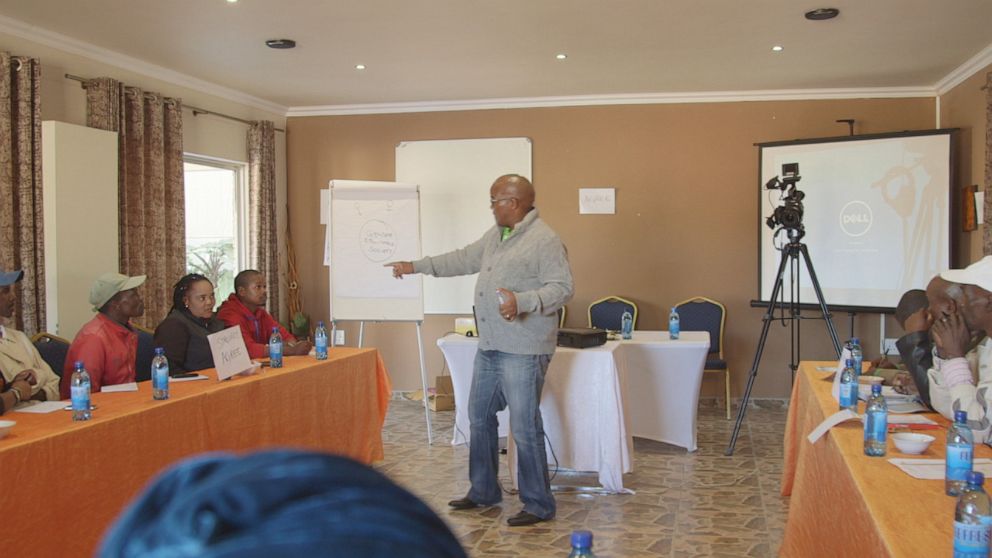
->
[[805, 8, 839, 20], [556, 53, 567, 60], [226, 0, 238, 3], [355, 64, 367, 70], [772, 45, 784, 52], [265, 39, 296, 49]]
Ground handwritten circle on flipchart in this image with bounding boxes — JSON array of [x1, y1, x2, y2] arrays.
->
[[360, 219, 397, 262]]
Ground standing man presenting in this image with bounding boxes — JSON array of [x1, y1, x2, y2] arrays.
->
[[387, 174, 573, 527]]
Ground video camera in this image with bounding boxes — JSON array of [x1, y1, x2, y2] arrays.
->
[[765, 162, 805, 236]]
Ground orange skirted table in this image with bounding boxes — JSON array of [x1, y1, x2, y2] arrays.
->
[[0, 348, 391, 558], [780, 360, 992, 557]]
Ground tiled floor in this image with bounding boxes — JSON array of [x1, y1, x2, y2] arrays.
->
[[375, 400, 789, 557]]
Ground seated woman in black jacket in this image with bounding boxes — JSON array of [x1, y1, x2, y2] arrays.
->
[[154, 274, 226, 373]]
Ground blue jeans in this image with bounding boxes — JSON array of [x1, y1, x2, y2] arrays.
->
[[467, 349, 555, 519]]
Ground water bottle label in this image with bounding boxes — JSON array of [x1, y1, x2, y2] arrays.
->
[[839, 383, 856, 408], [864, 411, 887, 441], [954, 519, 992, 555], [153, 366, 168, 390], [947, 444, 974, 481], [71, 386, 89, 410]]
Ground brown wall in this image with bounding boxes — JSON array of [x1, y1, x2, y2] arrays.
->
[[287, 97, 940, 399], [940, 63, 992, 264]]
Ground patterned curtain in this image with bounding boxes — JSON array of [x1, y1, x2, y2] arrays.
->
[[84, 77, 185, 327], [0, 52, 44, 334], [986, 72, 992, 255], [248, 120, 281, 321]]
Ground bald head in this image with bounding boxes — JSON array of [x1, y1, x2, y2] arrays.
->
[[493, 174, 535, 209], [489, 174, 535, 228]]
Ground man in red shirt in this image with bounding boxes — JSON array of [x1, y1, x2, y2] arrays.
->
[[60, 273, 145, 398], [217, 270, 311, 360]]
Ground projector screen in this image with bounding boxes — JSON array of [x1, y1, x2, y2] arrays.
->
[[758, 130, 954, 312]]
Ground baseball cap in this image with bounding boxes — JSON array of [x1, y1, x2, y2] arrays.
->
[[90, 272, 146, 311], [940, 256, 992, 292], [0, 269, 24, 287]]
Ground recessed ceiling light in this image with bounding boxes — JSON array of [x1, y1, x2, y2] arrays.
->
[[226, 0, 238, 3], [805, 8, 839, 20], [772, 45, 784, 52], [355, 64, 367, 70], [265, 39, 296, 49], [556, 53, 567, 60]]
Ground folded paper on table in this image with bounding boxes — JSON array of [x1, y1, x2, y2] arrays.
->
[[889, 458, 992, 480], [808, 410, 941, 444], [13, 401, 67, 414], [830, 347, 853, 401], [170, 374, 209, 382], [208, 326, 257, 380], [101, 382, 138, 393]]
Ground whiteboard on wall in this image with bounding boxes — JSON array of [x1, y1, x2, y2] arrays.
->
[[396, 137, 532, 314], [328, 180, 423, 321]]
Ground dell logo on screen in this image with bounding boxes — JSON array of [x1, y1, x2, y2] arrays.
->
[[839, 201, 873, 237]]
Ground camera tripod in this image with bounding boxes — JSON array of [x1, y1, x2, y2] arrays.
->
[[725, 228, 842, 456]]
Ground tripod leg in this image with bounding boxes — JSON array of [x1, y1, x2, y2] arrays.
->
[[725, 248, 791, 456], [799, 244, 842, 357]]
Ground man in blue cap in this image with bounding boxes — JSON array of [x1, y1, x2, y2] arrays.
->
[[0, 268, 60, 402]]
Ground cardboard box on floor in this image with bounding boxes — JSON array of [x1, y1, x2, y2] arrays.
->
[[430, 375, 454, 411]]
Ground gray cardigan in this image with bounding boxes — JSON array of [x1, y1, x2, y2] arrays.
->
[[414, 209, 573, 355]]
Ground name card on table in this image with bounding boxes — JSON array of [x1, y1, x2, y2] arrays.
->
[[208, 326, 260, 380]]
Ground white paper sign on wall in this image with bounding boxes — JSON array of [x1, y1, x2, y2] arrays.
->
[[579, 188, 616, 214]]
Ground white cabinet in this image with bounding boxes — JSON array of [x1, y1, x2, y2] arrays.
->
[[42, 121, 118, 339]]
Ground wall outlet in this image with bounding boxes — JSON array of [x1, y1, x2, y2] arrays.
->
[[882, 338, 899, 357], [334, 330, 345, 346]]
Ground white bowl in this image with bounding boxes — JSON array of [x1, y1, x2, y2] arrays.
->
[[892, 432, 935, 455], [0, 420, 15, 440]]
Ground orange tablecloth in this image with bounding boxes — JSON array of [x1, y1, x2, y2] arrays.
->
[[0, 348, 391, 558], [780, 361, 991, 557]]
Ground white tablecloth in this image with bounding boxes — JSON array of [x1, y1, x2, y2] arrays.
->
[[622, 330, 710, 451], [436, 334, 634, 492], [437, 332, 711, 491]]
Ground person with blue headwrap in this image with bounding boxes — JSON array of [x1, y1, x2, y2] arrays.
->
[[99, 450, 467, 558]]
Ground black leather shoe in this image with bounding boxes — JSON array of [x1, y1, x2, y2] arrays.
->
[[447, 496, 483, 510], [506, 511, 550, 526]]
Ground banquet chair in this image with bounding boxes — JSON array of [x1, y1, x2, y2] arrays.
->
[[557, 306, 567, 328], [675, 296, 732, 419], [134, 325, 155, 383], [587, 296, 637, 331], [31, 332, 70, 379]]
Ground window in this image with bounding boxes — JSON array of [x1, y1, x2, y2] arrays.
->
[[183, 155, 248, 303]]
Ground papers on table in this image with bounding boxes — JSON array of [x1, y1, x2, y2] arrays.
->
[[808, 410, 861, 443], [13, 401, 67, 414], [808, 410, 941, 443], [890, 458, 992, 480], [171, 374, 209, 382], [101, 382, 138, 393]]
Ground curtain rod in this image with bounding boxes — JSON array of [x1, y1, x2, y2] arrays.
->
[[65, 74, 285, 132]]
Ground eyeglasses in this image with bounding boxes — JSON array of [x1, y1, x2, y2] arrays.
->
[[490, 197, 517, 206]]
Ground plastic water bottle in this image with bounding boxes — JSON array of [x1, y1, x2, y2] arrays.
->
[[668, 307, 680, 340], [568, 530, 596, 557], [621, 310, 633, 340], [863, 383, 887, 456], [314, 321, 329, 360], [850, 337, 863, 382], [839, 358, 858, 412], [70, 360, 91, 421], [151, 347, 169, 400], [269, 326, 283, 368], [947, 410, 975, 496], [954, 471, 992, 557]]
